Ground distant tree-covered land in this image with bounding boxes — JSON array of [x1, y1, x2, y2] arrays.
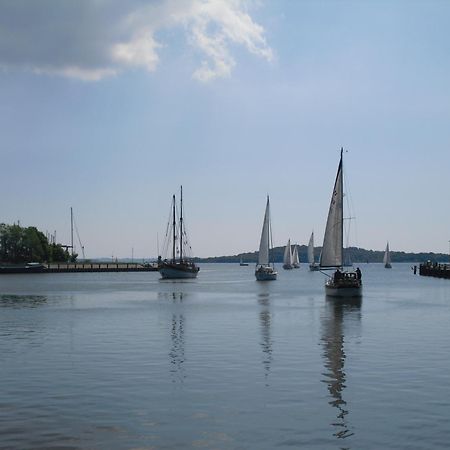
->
[[0, 223, 76, 264], [193, 245, 449, 264]]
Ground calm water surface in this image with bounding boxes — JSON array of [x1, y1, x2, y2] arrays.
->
[[0, 263, 449, 449]]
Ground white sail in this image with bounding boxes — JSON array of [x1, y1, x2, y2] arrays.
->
[[320, 152, 343, 268], [283, 239, 293, 266], [383, 242, 391, 265], [308, 232, 315, 264], [292, 245, 300, 265], [258, 197, 271, 266]]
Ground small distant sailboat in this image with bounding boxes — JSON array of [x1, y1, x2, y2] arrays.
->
[[383, 242, 392, 269], [292, 244, 300, 268], [308, 231, 319, 271], [158, 186, 200, 279], [239, 257, 249, 266], [255, 196, 277, 281], [319, 149, 362, 297], [283, 239, 294, 270]]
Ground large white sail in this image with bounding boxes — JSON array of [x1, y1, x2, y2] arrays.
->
[[292, 245, 300, 265], [283, 239, 292, 266], [320, 152, 343, 268], [258, 197, 271, 266], [383, 242, 391, 265], [308, 232, 315, 264]]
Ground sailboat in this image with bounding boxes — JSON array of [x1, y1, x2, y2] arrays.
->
[[319, 149, 362, 297], [239, 257, 249, 266], [255, 196, 277, 281], [292, 244, 300, 268], [283, 239, 294, 270], [383, 242, 392, 269], [308, 231, 319, 271], [158, 186, 200, 279]]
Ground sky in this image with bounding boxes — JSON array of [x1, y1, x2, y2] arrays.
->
[[1, 0, 450, 258]]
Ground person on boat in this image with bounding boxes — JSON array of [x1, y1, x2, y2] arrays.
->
[[356, 267, 361, 280], [334, 269, 341, 282]]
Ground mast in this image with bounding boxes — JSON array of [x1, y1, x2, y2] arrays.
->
[[172, 195, 176, 262], [180, 186, 183, 262], [339, 147, 344, 268], [70, 207, 74, 258]]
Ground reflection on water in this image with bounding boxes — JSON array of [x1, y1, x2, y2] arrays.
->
[[170, 312, 185, 383], [0, 294, 47, 308], [159, 292, 186, 384], [258, 292, 273, 386], [157, 291, 185, 302], [321, 296, 362, 441]]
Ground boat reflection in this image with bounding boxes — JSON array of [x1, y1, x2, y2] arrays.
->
[[158, 292, 186, 383], [321, 296, 362, 441], [258, 292, 273, 386], [0, 294, 48, 308]]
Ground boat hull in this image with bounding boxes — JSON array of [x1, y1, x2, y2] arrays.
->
[[159, 262, 199, 279], [384, 263, 392, 269], [282, 264, 293, 270], [325, 283, 362, 297], [0, 263, 46, 274], [309, 264, 320, 271], [255, 266, 277, 281], [325, 269, 362, 297]]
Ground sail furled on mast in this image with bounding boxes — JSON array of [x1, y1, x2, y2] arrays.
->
[[258, 196, 271, 266], [320, 151, 344, 268]]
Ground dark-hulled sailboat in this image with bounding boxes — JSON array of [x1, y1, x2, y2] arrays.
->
[[320, 149, 362, 297], [158, 186, 199, 279]]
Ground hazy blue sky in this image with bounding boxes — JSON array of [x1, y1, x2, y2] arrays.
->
[[1, 0, 449, 258]]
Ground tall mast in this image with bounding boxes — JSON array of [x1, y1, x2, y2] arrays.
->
[[267, 196, 271, 266], [339, 147, 344, 268], [172, 195, 176, 261], [180, 186, 183, 262], [70, 207, 74, 258]]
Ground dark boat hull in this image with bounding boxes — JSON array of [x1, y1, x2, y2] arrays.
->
[[255, 265, 277, 281], [0, 264, 46, 274], [159, 261, 199, 279]]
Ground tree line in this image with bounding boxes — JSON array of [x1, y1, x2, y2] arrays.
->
[[194, 245, 449, 264], [0, 223, 77, 264]]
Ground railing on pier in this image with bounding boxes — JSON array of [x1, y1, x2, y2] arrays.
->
[[45, 263, 159, 273]]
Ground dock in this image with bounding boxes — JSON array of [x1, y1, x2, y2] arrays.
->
[[0, 262, 159, 274], [419, 261, 450, 279]]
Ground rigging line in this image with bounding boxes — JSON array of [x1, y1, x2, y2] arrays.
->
[[342, 164, 358, 249], [72, 213, 85, 259]]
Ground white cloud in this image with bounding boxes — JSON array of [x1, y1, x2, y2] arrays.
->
[[0, 0, 273, 82], [112, 32, 161, 72], [33, 66, 117, 82]]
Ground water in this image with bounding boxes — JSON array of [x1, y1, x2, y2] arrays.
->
[[0, 263, 449, 449]]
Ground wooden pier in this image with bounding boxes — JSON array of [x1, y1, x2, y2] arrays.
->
[[0, 262, 159, 274], [419, 262, 450, 279]]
